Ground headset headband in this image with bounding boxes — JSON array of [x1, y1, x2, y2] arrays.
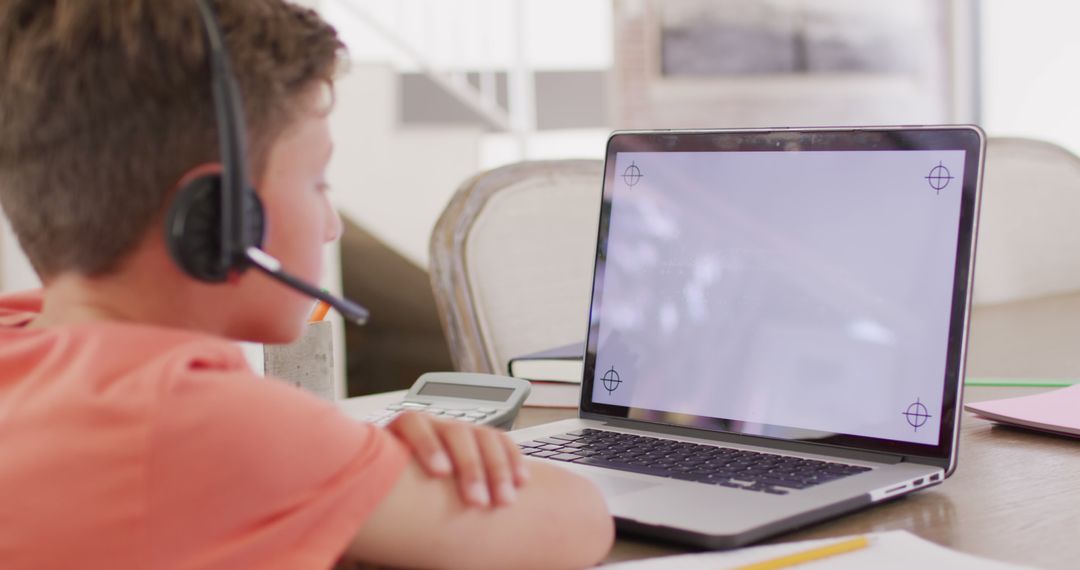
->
[[194, 0, 249, 274]]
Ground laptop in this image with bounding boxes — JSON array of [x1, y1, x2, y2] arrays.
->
[[510, 126, 985, 548]]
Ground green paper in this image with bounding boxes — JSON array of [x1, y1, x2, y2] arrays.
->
[[965, 377, 1078, 388]]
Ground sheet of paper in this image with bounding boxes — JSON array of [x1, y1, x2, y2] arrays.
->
[[965, 383, 1080, 437], [603, 531, 1032, 570]]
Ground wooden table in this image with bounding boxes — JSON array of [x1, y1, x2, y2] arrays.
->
[[340, 293, 1080, 568]]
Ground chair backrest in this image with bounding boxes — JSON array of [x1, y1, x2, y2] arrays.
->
[[430, 160, 603, 374], [974, 137, 1080, 305]]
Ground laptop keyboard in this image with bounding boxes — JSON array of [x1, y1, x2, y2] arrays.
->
[[519, 429, 872, 496]]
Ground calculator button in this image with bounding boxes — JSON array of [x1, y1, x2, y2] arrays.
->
[[400, 402, 429, 409], [454, 416, 476, 422], [386, 404, 404, 411], [443, 411, 465, 417], [428, 408, 447, 414], [464, 412, 486, 419], [478, 408, 497, 413]]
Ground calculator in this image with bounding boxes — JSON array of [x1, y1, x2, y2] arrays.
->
[[361, 372, 532, 430]]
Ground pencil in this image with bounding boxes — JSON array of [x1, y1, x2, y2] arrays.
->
[[731, 536, 870, 570], [308, 300, 331, 323]]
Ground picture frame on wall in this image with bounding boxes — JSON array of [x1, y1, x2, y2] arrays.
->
[[612, 0, 976, 129]]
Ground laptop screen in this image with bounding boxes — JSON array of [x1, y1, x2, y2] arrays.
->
[[582, 128, 983, 460]]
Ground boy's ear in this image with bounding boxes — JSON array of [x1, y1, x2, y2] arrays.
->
[[173, 163, 225, 191], [164, 164, 265, 284]]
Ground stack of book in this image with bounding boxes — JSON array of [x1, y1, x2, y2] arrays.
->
[[507, 342, 584, 408]]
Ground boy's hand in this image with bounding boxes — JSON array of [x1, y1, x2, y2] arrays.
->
[[385, 412, 530, 508]]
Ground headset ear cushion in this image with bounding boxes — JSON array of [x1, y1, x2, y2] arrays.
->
[[244, 186, 265, 250], [166, 174, 228, 282], [165, 173, 267, 282]]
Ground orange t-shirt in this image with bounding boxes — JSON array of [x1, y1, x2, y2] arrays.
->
[[0, 291, 409, 569]]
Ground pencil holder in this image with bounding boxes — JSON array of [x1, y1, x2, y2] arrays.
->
[[263, 320, 336, 401]]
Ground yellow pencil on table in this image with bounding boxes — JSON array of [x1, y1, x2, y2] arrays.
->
[[732, 536, 870, 570]]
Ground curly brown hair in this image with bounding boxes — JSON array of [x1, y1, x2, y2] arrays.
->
[[0, 0, 345, 279]]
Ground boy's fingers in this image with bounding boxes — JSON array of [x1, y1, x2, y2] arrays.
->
[[386, 413, 451, 476], [476, 427, 516, 506], [440, 424, 490, 507], [499, 431, 530, 486], [387, 416, 521, 507]]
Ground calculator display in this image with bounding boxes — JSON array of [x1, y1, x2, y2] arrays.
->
[[418, 382, 515, 402]]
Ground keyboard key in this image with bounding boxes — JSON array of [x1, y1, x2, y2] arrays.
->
[[758, 478, 809, 489], [670, 471, 713, 484]]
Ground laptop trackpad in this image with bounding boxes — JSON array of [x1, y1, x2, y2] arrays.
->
[[580, 471, 660, 498]]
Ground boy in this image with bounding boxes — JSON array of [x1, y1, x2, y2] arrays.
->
[[0, 1, 613, 568]]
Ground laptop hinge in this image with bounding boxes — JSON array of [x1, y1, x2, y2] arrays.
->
[[593, 416, 903, 465]]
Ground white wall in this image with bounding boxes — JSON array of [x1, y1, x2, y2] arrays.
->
[[479, 129, 611, 169], [981, 1, 1080, 154], [327, 64, 482, 268], [324, 0, 612, 72], [0, 214, 40, 293], [315, 0, 619, 267]]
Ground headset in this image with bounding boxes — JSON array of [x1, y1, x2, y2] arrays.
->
[[166, 0, 369, 325]]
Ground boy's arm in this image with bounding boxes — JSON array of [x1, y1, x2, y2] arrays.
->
[[153, 365, 610, 568], [345, 456, 614, 569]]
